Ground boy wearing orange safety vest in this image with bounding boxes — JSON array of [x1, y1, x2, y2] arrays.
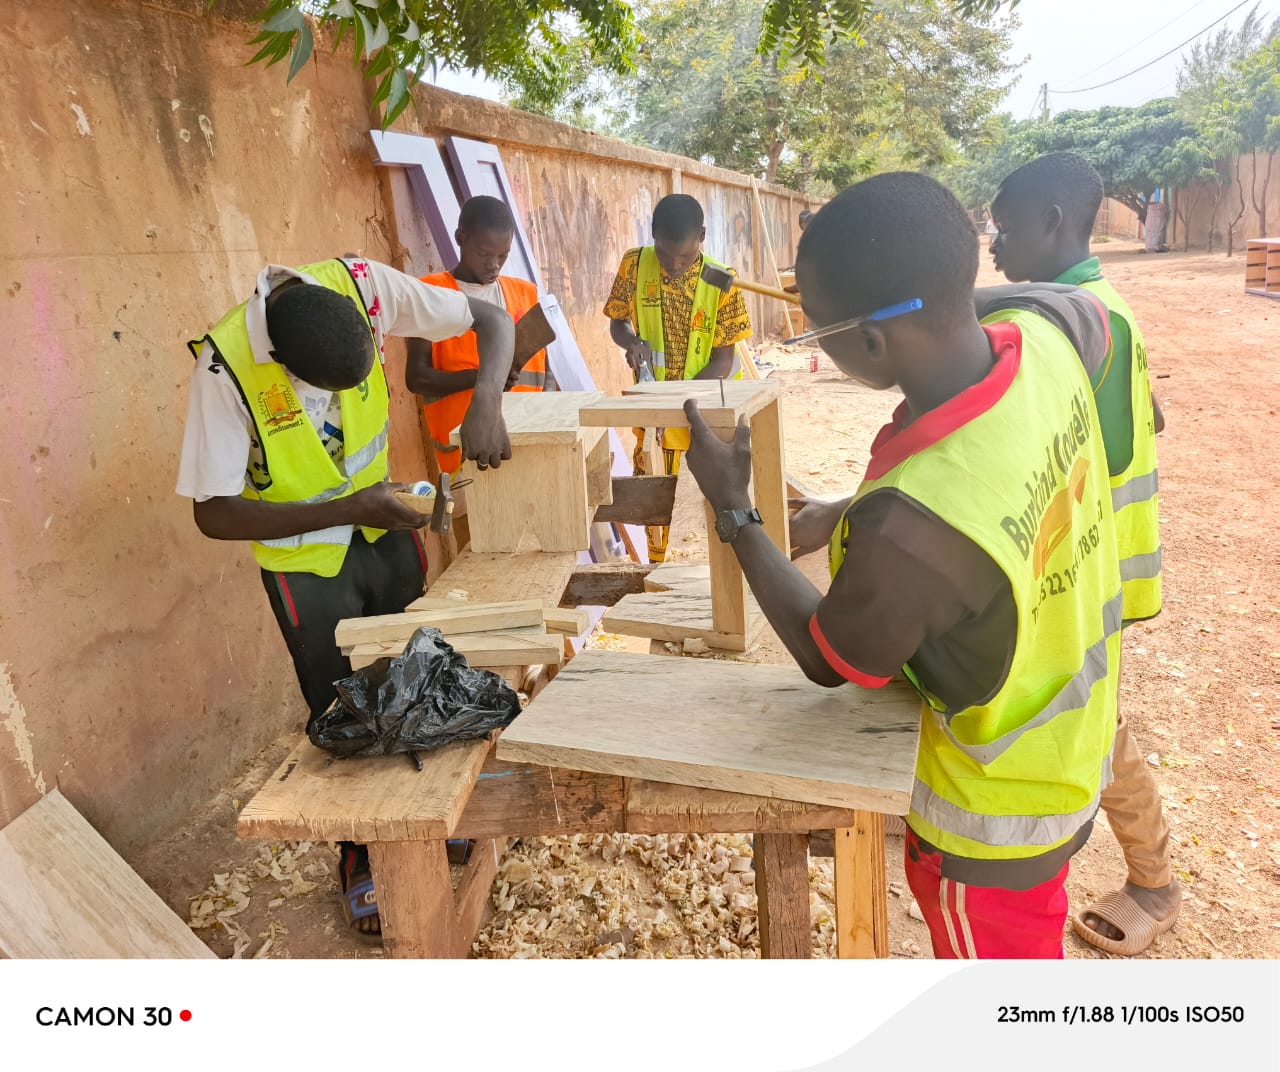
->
[[407, 196, 552, 475]]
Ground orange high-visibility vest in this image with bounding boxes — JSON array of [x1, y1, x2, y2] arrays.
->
[[419, 272, 545, 474]]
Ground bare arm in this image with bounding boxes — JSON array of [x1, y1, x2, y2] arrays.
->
[[610, 317, 651, 372], [693, 344, 736, 380], [192, 483, 428, 542], [1152, 393, 1165, 433], [458, 296, 515, 468], [404, 337, 478, 402], [682, 402, 843, 686]]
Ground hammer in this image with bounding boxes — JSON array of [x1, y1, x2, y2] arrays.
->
[[394, 472, 468, 534], [700, 263, 801, 305]]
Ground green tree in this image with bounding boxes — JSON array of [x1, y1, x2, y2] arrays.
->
[[229, 0, 1017, 127], [1225, 36, 1280, 237], [1020, 99, 1195, 225], [514, 0, 1018, 192], [934, 113, 1035, 212]]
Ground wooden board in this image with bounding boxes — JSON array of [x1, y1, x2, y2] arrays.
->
[[334, 600, 544, 649], [593, 476, 678, 527], [497, 650, 921, 812], [0, 791, 214, 958], [600, 586, 762, 652], [448, 391, 602, 447], [236, 735, 491, 842], [754, 833, 811, 959], [579, 379, 781, 431], [409, 549, 578, 608], [410, 597, 589, 637], [834, 814, 889, 958], [452, 758, 627, 839], [348, 630, 564, 671], [561, 563, 655, 607], [463, 439, 591, 552], [625, 780, 858, 835]]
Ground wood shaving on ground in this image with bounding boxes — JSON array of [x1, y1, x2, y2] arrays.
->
[[471, 833, 844, 959], [187, 841, 336, 958]]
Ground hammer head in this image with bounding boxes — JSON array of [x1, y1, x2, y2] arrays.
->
[[430, 472, 453, 535], [699, 263, 735, 293]]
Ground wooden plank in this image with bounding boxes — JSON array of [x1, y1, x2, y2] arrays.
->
[[585, 425, 614, 508], [236, 735, 491, 842], [542, 607, 591, 636], [412, 597, 588, 638], [749, 399, 790, 556], [348, 630, 564, 671], [465, 439, 592, 552], [579, 379, 781, 431], [334, 601, 544, 649], [0, 791, 215, 959], [754, 833, 811, 959], [497, 650, 921, 811], [626, 780, 858, 835], [561, 563, 655, 607], [833, 813, 889, 958], [367, 839, 458, 958], [452, 758, 627, 839], [643, 561, 713, 592], [410, 549, 579, 607], [448, 390, 602, 447], [706, 498, 749, 639], [593, 476, 678, 527], [601, 586, 761, 652], [453, 837, 505, 957]]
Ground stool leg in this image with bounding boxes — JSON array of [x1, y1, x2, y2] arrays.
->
[[833, 811, 889, 958], [367, 839, 458, 958], [753, 832, 810, 959]]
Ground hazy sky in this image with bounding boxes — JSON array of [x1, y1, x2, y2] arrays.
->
[[426, 0, 1270, 119], [1004, 0, 1269, 116]]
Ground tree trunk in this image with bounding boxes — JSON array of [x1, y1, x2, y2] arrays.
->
[[1227, 158, 1247, 257], [1259, 151, 1274, 236], [765, 139, 785, 185]]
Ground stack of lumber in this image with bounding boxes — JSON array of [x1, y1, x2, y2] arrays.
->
[[337, 598, 587, 670]]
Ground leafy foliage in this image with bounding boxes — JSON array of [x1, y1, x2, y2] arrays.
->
[[511, 0, 1018, 192], [228, 0, 1018, 128]]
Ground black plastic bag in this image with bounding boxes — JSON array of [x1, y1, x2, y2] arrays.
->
[[308, 627, 522, 758]]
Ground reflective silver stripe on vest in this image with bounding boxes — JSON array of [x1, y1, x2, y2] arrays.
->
[[342, 422, 389, 479], [258, 524, 355, 551], [939, 589, 1124, 766], [1111, 469, 1158, 511], [513, 369, 545, 388], [1120, 548, 1162, 582], [911, 749, 1114, 849]]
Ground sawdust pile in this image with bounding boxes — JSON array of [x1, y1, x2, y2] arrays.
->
[[471, 832, 846, 959], [187, 841, 337, 958]]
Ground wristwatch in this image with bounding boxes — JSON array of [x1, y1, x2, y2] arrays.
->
[[714, 506, 763, 543]]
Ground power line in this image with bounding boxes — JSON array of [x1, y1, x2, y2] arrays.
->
[[1051, 0, 1255, 95], [1057, 0, 1213, 89]]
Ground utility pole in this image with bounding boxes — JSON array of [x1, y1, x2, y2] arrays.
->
[[1039, 83, 1050, 122]]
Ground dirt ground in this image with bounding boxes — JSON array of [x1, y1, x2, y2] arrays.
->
[[133, 238, 1280, 959]]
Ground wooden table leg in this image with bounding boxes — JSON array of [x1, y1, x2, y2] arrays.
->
[[367, 839, 458, 958], [452, 837, 505, 958], [753, 832, 810, 959], [833, 811, 889, 958]]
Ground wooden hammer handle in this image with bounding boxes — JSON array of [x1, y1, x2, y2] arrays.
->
[[729, 277, 802, 305]]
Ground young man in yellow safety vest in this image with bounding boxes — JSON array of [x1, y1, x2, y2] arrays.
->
[[684, 173, 1122, 958], [990, 151, 1176, 955], [408, 195, 553, 475], [177, 256, 514, 940], [604, 193, 752, 560]]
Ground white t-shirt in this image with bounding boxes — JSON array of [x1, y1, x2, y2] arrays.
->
[[452, 277, 506, 310], [176, 258, 474, 502]]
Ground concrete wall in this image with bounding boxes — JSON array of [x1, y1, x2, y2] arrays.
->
[[0, 0, 817, 850]]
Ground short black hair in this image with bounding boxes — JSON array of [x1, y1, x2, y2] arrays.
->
[[798, 209, 814, 227], [652, 194, 704, 240], [265, 284, 375, 390], [797, 172, 978, 326], [996, 152, 1104, 242], [458, 195, 515, 235]]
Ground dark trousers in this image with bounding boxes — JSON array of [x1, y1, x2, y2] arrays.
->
[[260, 530, 428, 725]]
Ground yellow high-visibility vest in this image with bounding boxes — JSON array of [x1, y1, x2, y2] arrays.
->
[[1080, 276, 1162, 621], [634, 247, 741, 381], [187, 259, 391, 578], [830, 310, 1120, 860]]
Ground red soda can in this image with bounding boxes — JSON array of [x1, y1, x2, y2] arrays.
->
[[809, 351, 819, 373]]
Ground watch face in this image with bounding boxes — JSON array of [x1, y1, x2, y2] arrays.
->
[[715, 514, 736, 541]]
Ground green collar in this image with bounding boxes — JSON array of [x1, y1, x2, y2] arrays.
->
[[1052, 256, 1103, 286]]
